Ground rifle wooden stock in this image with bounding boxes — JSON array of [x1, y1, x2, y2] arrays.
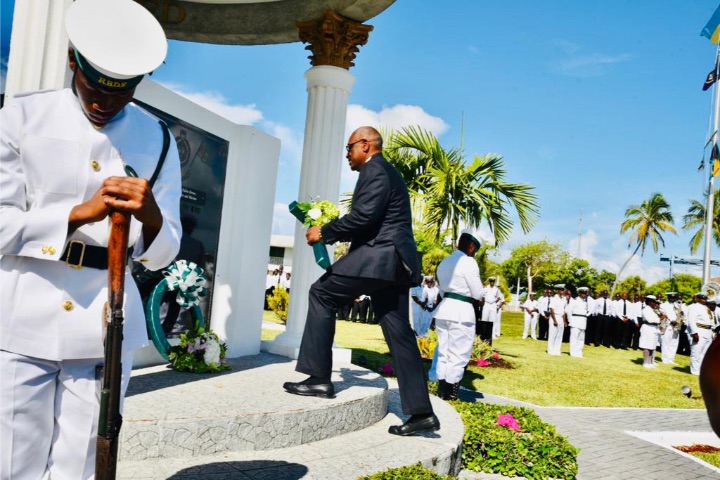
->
[[96, 209, 131, 480]]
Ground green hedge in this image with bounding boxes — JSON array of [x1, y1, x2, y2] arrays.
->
[[360, 463, 453, 480], [453, 402, 578, 479]]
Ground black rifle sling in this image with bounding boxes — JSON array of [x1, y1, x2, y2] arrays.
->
[[149, 121, 170, 188]]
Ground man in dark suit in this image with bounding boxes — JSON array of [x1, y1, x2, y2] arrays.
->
[[283, 126, 439, 436]]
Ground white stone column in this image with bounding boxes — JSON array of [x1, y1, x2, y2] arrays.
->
[[263, 65, 354, 361], [5, 0, 72, 100]]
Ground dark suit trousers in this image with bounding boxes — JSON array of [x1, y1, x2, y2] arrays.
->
[[296, 272, 433, 415]]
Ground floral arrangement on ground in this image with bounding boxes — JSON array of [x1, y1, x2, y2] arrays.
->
[[453, 401, 578, 480], [168, 321, 230, 373], [470, 337, 514, 369]]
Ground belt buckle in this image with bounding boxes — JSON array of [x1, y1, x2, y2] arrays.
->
[[65, 240, 86, 269]]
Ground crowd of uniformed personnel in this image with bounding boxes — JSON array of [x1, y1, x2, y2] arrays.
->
[[521, 285, 720, 374]]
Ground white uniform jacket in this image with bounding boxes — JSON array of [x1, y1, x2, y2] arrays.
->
[[567, 298, 589, 329], [0, 89, 182, 360], [686, 303, 715, 336], [537, 295, 550, 316], [433, 250, 483, 323]]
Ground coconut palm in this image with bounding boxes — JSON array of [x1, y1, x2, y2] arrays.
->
[[682, 189, 720, 254], [612, 192, 677, 296], [384, 126, 539, 246]]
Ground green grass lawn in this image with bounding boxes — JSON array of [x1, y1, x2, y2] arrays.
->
[[261, 311, 704, 408]]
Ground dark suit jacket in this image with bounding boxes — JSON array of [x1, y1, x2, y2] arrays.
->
[[321, 153, 421, 286]]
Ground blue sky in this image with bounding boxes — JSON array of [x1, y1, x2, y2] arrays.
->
[[2, 1, 719, 283]]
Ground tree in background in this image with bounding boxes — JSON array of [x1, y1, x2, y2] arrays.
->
[[545, 257, 600, 293], [646, 273, 702, 301], [682, 189, 720, 254], [616, 275, 647, 297], [384, 126, 539, 247], [612, 192, 677, 296], [501, 240, 564, 294]]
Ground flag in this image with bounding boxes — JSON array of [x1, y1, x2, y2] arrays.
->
[[712, 143, 720, 177], [702, 5, 720, 43], [704, 62, 720, 90]]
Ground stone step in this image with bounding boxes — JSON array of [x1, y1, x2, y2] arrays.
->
[[119, 353, 388, 461], [117, 383, 464, 479]]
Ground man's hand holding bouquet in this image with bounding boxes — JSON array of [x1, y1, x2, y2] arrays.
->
[[289, 199, 340, 269]]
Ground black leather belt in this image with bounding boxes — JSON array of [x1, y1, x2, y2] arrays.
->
[[60, 240, 132, 270]]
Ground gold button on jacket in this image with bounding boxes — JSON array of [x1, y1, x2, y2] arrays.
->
[[48, 246, 56, 255], [91, 160, 101, 171], [62, 300, 74, 311]]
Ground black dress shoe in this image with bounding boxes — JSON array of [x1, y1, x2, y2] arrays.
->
[[283, 380, 335, 399], [388, 414, 440, 436]]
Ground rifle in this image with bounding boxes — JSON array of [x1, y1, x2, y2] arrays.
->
[[96, 208, 131, 480]]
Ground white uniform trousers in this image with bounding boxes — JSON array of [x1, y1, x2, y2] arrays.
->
[[660, 328, 680, 364], [435, 319, 475, 384], [0, 350, 134, 480], [569, 327, 585, 357], [689, 330, 714, 375], [523, 312, 538, 339], [547, 319, 564, 356], [493, 311, 502, 338]]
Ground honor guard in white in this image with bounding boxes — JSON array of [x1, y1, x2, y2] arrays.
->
[[568, 287, 590, 357], [480, 277, 504, 336], [547, 284, 567, 355], [522, 292, 539, 340], [659, 292, 681, 364], [433, 229, 484, 401], [687, 292, 717, 375], [419, 276, 440, 336], [0, 1, 181, 478], [639, 296, 663, 368]]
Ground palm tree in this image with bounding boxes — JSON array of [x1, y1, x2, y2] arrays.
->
[[682, 189, 720, 254], [612, 192, 677, 296], [384, 126, 539, 246]]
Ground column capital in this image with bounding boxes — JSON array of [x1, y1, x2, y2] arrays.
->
[[297, 9, 373, 70]]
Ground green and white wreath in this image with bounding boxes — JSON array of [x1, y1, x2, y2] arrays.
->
[[145, 260, 230, 372]]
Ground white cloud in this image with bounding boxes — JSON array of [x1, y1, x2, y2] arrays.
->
[[555, 52, 632, 77], [159, 82, 264, 125], [345, 104, 449, 141], [568, 229, 667, 284]]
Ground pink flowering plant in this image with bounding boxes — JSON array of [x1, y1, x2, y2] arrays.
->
[[169, 321, 230, 373], [496, 413, 522, 431]]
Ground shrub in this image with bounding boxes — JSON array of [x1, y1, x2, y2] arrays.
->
[[267, 287, 289, 324], [470, 337, 495, 361], [361, 463, 454, 479], [453, 402, 579, 480]]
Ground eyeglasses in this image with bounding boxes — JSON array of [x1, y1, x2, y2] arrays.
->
[[345, 139, 367, 152]]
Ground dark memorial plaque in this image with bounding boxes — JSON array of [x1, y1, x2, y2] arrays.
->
[[133, 99, 229, 336]]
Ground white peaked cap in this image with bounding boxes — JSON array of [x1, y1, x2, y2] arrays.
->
[[66, 0, 167, 79], [460, 228, 482, 247]]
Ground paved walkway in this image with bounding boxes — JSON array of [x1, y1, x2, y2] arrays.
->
[[459, 389, 720, 480]]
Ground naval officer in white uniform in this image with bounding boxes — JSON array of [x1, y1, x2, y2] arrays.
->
[[568, 287, 590, 357], [687, 292, 717, 375], [0, 1, 181, 478], [433, 229, 484, 401]]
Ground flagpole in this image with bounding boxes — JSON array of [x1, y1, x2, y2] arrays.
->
[[703, 46, 720, 284]]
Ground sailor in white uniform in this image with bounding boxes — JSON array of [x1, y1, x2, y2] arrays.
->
[[547, 284, 567, 356], [639, 295, 663, 368], [659, 292, 681, 364], [568, 287, 590, 357], [0, 1, 181, 478], [480, 277, 504, 338], [419, 277, 441, 336], [433, 229, 484, 401], [522, 292, 539, 340], [687, 292, 717, 376]]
